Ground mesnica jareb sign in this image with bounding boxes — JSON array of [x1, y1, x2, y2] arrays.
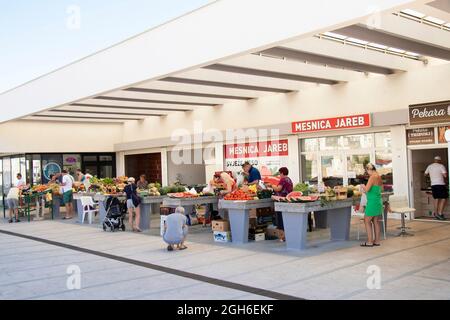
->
[[409, 100, 450, 125], [292, 114, 371, 133]]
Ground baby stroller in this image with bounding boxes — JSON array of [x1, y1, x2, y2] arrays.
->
[[102, 196, 126, 232]]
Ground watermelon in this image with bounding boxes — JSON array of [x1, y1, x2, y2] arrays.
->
[[263, 176, 280, 185], [286, 191, 303, 202], [298, 195, 320, 202]]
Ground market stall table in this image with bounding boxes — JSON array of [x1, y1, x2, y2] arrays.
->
[[218, 198, 274, 244], [139, 196, 166, 230], [275, 199, 354, 250], [162, 196, 218, 214]]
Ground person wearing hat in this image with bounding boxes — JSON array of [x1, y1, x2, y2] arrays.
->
[[425, 156, 448, 220], [124, 177, 142, 232]]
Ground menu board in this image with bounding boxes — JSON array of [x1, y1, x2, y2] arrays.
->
[[406, 128, 435, 145]]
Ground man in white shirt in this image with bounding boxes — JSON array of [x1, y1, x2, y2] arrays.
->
[[60, 170, 74, 219], [6, 184, 20, 223], [16, 173, 26, 188], [425, 156, 448, 220]]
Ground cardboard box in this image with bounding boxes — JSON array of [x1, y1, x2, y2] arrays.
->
[[212, 220, 230, 232], [265, 227, 280, 239], [249, 208, 257, 218], [249, 232, 265, 241], [160, 206, 174, 216], [213, 231, 232, 243]]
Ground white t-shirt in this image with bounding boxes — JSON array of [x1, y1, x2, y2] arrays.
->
[[16, 178, 26, 187], [425, 163, 447, 186], [61, 174, 74, 193], [7, 187, 20, 200]]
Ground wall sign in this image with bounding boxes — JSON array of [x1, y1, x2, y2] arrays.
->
[[224, 140, 289, 180], [406, 127, 435, 145], [43, 162, 62, 181], [409, 100, 450, 125], [292, 114, 371, 133]]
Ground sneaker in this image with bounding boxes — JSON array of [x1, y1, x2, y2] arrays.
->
[[439, 214, 446, 221], [167, 245, 174, 252], [8, 219, 13, 223]]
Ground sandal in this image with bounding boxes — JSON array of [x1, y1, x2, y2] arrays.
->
[[178, 246, 188, 250], [373, 243, 381, 246], [360, 242, 374, 247]]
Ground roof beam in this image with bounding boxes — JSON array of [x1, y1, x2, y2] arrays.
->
[[56, 105, 170, 115], [69, 103, 189, 112], [270, 36, 423, 73], [124, 87, 252, 100], [335, 16, 450, 60], [408, 2, 450, 22], [168, 67, 318, 91], [133, 80, 267, 98], [160, 77, 291, 93], [93, 96, 215, 107], [204, 64, 340, 85], [262, 46, 391, 74], [29, 115, 140, 122], [72, 99, 197, 111], [216, 54, 365, 82], [23, 116, 128, 123]]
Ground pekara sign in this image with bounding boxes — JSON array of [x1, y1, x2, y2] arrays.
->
[[292, 114, 371, 134], [409, 100, 450, 125]]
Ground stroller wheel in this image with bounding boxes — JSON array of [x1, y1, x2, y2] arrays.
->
[[111, 226, 115, 232]]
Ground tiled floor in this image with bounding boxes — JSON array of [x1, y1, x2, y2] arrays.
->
[[0, 211, 449, 300]]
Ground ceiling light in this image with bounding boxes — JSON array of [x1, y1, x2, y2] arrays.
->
[[401, 9, 426, 18]]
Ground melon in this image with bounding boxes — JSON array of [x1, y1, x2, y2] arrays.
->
[[263, 176, 280, 185], [286, 191, 303, 202], [298, 195, 319, 202]]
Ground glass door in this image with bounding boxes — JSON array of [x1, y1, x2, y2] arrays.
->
[[321, 154, 344, 187]]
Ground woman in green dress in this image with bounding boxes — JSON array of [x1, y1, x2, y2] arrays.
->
[[361, 163, 383, 247]]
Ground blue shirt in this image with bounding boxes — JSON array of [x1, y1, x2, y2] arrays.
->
[[248, 166, 261, 184], [164, 213, 188, 244]]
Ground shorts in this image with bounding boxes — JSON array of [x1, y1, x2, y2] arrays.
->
[[431, 185, 449, 199], [127, 199, 136, 209], [163, 227, 188, 245], [62, 190, 73, 205], [7, 198, 18, 209]]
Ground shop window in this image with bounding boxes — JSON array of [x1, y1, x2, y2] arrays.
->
[[318, 136, 340, 151], [347, 154, 370, 186], [321, 155, 344, 187], [83, 155, 97, 162], [301, 154, 318, 183], [341, 134, 373, 150], [100, 165, 113, 178], [375, 132, 392, 149], [0, 159, 3, 207], [2, 158, 11, 192], [301, 138, 318, 152], [376, 151, 393, 191], [99, 155, 113, 162]]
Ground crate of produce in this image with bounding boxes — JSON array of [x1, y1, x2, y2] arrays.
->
[[249, 232, 265, 241]]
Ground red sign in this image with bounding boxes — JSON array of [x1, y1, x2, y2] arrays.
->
[[292, 114, 371, 133], [224, 140, 289, 159]]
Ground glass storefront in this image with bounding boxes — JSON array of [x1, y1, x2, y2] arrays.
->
[[0, 153, 116, 213], [300, 132, 393, 191]]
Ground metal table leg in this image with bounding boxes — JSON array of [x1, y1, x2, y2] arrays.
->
[[282, 211, 308, 250], [228, 209, 249, 244]]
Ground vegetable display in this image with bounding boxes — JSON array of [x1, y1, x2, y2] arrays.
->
[[224, 189, 257, 201], [257, 189, 273, 199]]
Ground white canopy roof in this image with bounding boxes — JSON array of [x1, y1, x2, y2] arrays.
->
[[1, 0, 448, 124]]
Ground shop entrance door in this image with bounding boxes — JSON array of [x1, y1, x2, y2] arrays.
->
[[409, 147, 449, 221], [125, 153, 162, 184]]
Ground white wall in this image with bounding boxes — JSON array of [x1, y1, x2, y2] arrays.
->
[[0, 120, 123, 153]]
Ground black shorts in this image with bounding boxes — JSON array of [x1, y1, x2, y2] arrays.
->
[[431, 185, 449, 199]]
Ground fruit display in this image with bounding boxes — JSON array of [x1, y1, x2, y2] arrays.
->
[[271, 194, 320, 203], [31, 184, 50, 193], [293, 183, 310, 194], [257, 189, 273, 199], [224, 189, 257, 201], [286, 191, 304, 202], [167, 192, 199, 198]]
